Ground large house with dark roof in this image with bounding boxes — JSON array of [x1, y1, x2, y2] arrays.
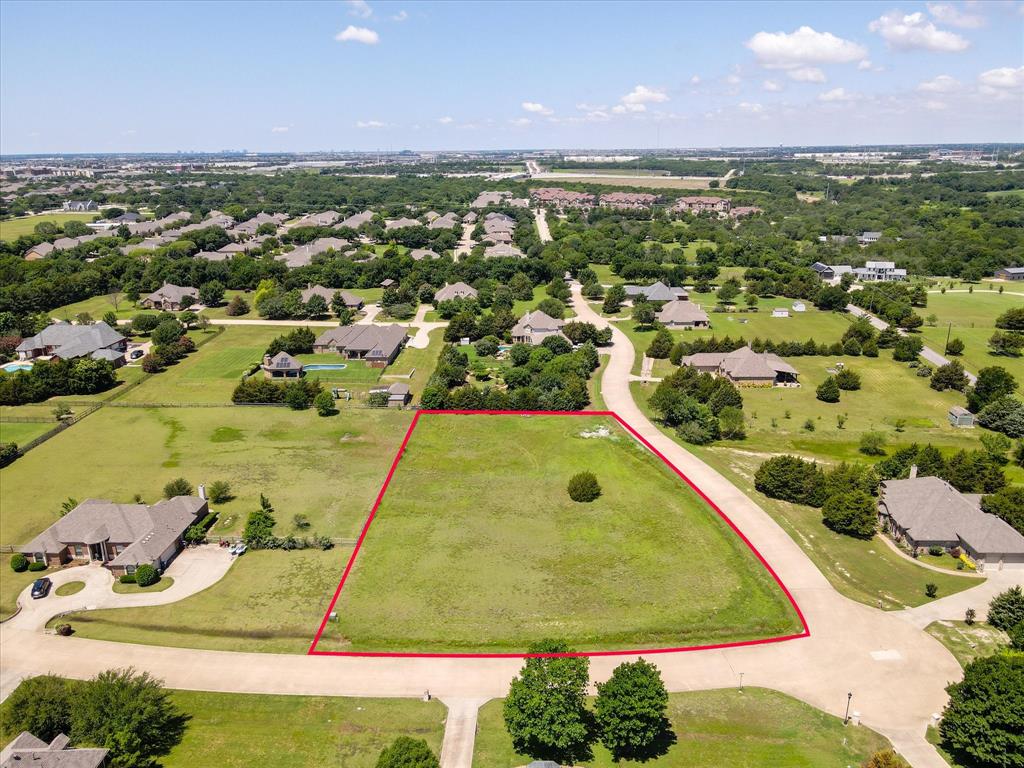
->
[[1, 732, 107, 768], [624, 281, 688, 303], [20, 496, 208, 577], [681, 346, 799, 386], [312, 324, 408, 366], [140, 283, 197, 311], [511, 310, 566, 345], [879, 474, 1024, 570], [15, 321, 126, 364], [657, 300, 710, 328]]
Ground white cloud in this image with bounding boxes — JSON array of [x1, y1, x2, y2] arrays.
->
[[978, 65, 1024, 90], [621, 85, 669, 105], [121, 129, 137, 136], [335, 25, 379, 44], [270, 126, 290, 133], [746, 26, 867, 71], [508, 117, 531, 127], [927, 3, 985, 28], [611, 102, 646, 114], [391, 10, 408, 21], [924, 100, 949, 110], [858, 59, 873, 70], [737, 102, 764, 113], [436, 116, 454, 124], [868, 11, 969, 52], [818, 87, 854, 102], [522, 101, 553, 115], [725, 73, 742, 85], [762, 79, 782, 92], [355, 120, 388, 128], [575, 102, 607, 112], [917, 74, 960, 92], [347, 0, 372, 18], [690, 75, 701, 85], [788, 66, 827, 82]]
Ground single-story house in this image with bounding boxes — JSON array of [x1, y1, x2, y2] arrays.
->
[[24, 242, 55, 260], [428, 212, 460, 230], [435, 282, 478, 302], [275, 237, 350, 269], [484, 243, 525, 258], [409, 248, 440, 261], [384, 217, 421, 230], [879, 474, 1024, 570], [370, 381, 411, 408], [995, 266, 1024, 281], [1, 732, 107, 767], [299, 284, 339, 306], [948, 406, 974, 428], [141, 283, 197, 311], [110, 212, 143, 223], [261, 352, 303, 379], [337, 210, 374, 229], [195, 250, 230, 262], [20, 496, 208, 576], [681, 346, 799, 386], [624, 281, 687, 303], [15, 321, 126, 364], [293, 210, 341, 228], [511, 310, 566, 345], [657, 301, 710, 329], [313, 324, 408, 366], [858, 231, 882, 245]]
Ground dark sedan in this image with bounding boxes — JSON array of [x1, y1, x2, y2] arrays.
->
[[30, 577, 51, 599]]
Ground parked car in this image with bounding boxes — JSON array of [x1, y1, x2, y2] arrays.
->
[[31, 577, 51, 599], [129, 349, 145, 360]]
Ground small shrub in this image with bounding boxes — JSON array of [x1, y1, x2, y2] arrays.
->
[[859, 431, 887, 456], [163, 477, 193, 498], [54, 623, 73, 637], [10, 553, 28, 572], [803, 418, 816, 432], [925, 583, 938, 598], [816, 376, 841, 403], [134, 564, 159, 587], [119, 573, 137, 584], [965, 607, 976, 625], [28, 561, 46, 572], [956, 559, 965, 570], [928, 545, 944, 557], [567, 471, 601, 502]]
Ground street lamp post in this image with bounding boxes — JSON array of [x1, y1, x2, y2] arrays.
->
[[844, 692, 853, 725], [739, 672, 744, 691]]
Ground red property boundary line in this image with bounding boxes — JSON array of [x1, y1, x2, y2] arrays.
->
[[308, 410, 810, 659]]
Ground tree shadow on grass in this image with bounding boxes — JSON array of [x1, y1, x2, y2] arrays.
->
[[608, 719, 677, 764]]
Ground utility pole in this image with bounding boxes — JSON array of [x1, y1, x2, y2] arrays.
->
[[944, 321, 952, 354]]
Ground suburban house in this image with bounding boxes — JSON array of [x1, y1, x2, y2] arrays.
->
[[878, 474, 1024, 570], [729, 205, 763, 219], [127, 210, 190, 236], [275, 237, 350, 269], [16, 321, 127, 364], [384, 216, 421, 230], [948, 405, 975, 428], [511, 310, 566, 345], [23, 241, 55, 260], [141, 283, 197, 311], [858, 231, 882, 245], [811, 262, 854, 283], [435, 282, 478, 302], [409, 248, 440, 261], [600, 191, 659, 209], [1, 732, 107, 768], [312, 324, 408, 366], [681, 346, 799, 386], [624, 281, 688, 303], [529, 187, 595, 210], [428, 212, 460, 229], [853, 260, 907, 282], [195, 249, 231, 262], [19, 496, 209, 576], [122, 235, 173, 254], [62, 199, 98, 211], [261, 352, 303, 379], [370, 381, 411, 408], [299, 284, 341, 306], [484, 243, 525, 258], [673, 196, 731, 214], [293, 210, 341, 228], [338, 210, 374, 229], [995, 266, 1024, 281], [472, 190, 512, 208], [657, 300, 710, 328]]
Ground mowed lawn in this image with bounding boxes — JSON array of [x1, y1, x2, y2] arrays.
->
[[321, 414, 801, 654], [925, 620, 1010, 667], [0, 406, 413, 544], [917, 291, 1024, 381], [49, 293, 154, 323], [0, 420, 55, 445], [55, 550, 348, 653], [0, 212, 98, 240], [473, 688, 891, 768]]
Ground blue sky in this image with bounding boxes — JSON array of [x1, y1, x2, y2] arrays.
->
[[1, 0, 1021, 153]]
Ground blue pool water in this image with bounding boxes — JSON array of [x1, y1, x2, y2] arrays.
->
[[303, 363, 348, 372], [2, 362, 32, 374]]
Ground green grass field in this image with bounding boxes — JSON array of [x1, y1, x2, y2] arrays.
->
[[49, 294, 153, 323], [0, 566, 52, 620], [0, 212, 98, 241], [55, 550, 347, 653], [0, 420, 56, 445], [917, 291, 1024, 381], [293, 355, 383, 386], [924, 620, 1010, 667], [320, 414, 800, 653], [0, 406, 413, 543], [473, 688, 891, 768]]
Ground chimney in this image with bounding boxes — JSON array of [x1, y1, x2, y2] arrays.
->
[[909, 464, 918, 480], [198, 483, 207, 501], [263, 354, 271, 367]]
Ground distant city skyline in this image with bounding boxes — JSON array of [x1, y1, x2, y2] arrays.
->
[[1, 0, 1021, 154]]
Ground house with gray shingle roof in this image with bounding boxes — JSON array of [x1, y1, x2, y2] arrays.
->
[[20, 496, 208, 576], [384, 216, 422, 230], [23, 241, 54, 260], [16, 321, 126, 363], [624, 281, 685, 303], [657, 300, 710, 328], [428, 212, 460, 229], [409, 248, 440, 261], [312, 324, 408, 366], [338, 210, 374, 229], [511, 310, 566, 345], [140, 283, 197, 311], [1, 732, 107, 768], [681, 346, 798, 386], [484, 243, 524, 258], [261, 351, 303, 379], [879, 475, 1024, 569], [434, 282, 478, 302]]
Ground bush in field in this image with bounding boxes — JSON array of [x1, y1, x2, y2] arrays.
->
[[568, 472, 601, 502], [10, 553, 27, 572], [375, 737, 439, 768], [163, 478, 192, 498]]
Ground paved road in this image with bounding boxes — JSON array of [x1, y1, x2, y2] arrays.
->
[[846, 304, 977, 385], [534, 207, 551, 243]]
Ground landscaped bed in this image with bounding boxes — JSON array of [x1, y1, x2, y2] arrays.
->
[[316, 413, 803, 654], [112, 576, 174, 594]]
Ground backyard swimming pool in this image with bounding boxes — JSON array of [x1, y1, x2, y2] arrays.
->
[[1, 362, 32, 374], [303, 363, 349, 372]]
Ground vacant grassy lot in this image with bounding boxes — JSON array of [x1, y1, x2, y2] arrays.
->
[[321, 414, 800, 654], [0, 566, 51, 620], [0, 212, 98, 241], [49, 293, 153, 322], [473, 688, 891, 768], [917, 290, 1024, 380], [629, 384, 980, 611], [161, 691, 445, 768], [0, 406, 413, 543], [925, 620, 1009, 667], [0, 420, 55, 445], [57, 550, 346, 653]]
